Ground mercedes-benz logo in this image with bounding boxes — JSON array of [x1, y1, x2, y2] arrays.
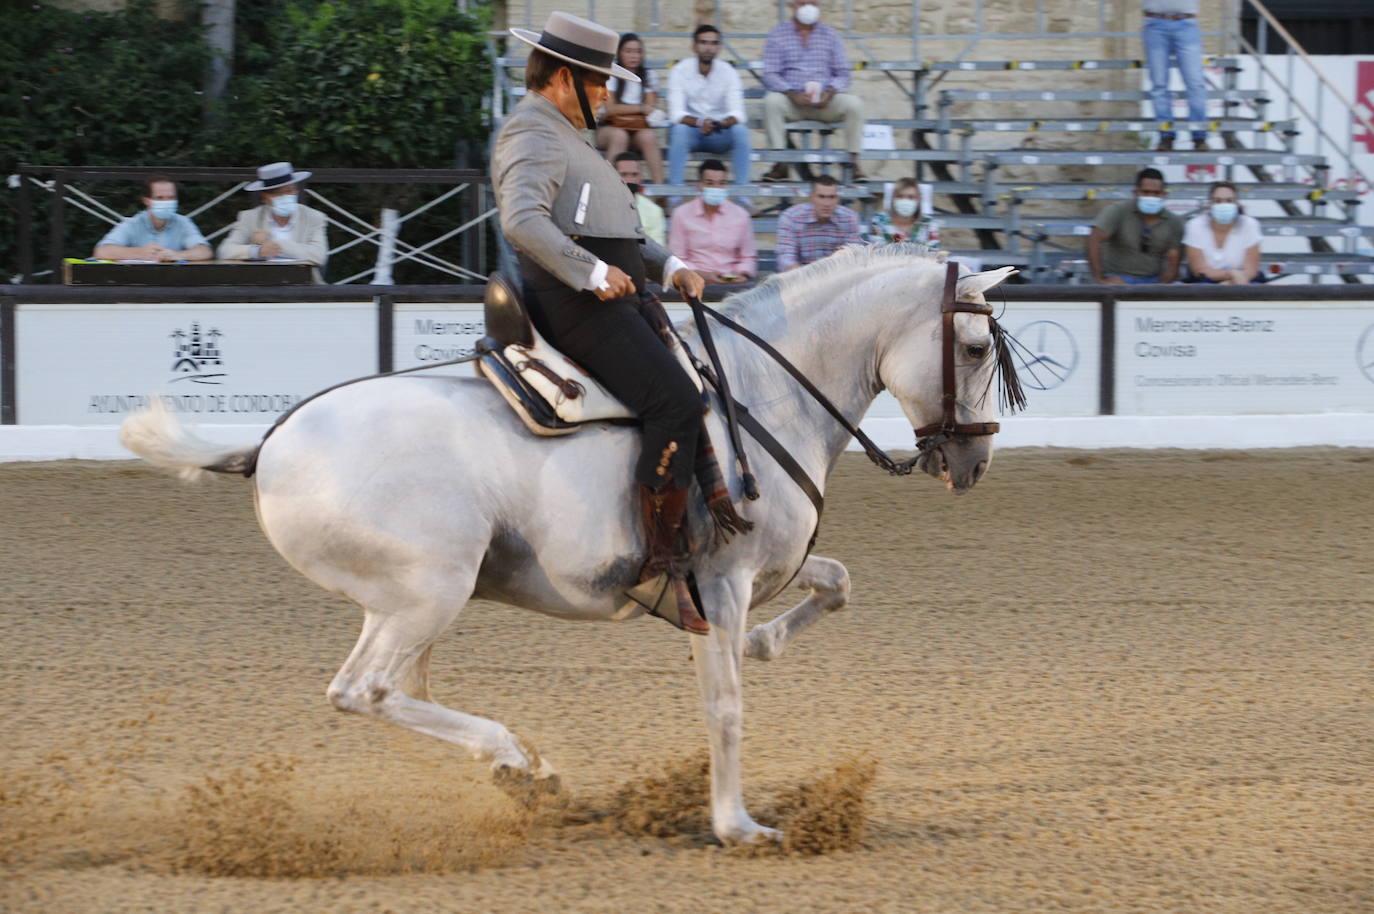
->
[[1358, 323, 1374, 385], [1013, 320, 1078, 390]]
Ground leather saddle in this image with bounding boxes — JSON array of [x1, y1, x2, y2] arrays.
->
[[475, 272, 703, 437]]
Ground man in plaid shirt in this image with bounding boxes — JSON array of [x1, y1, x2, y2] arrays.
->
[[775, 175, 862, 271], [760, 0, 867, 182]]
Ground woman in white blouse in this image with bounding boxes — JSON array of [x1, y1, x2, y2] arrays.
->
[[597, 33, 666, 185], [1183, 181, 1263, 284]]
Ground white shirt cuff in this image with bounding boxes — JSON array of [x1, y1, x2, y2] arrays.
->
[[664, 255, 688, 286], [586, 259, 609, 292]]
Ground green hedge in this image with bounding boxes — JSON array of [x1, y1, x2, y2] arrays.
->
[[3, 0, 492, 283]]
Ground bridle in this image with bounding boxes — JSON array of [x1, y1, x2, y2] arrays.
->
[[911, 261, 1003, 454], [686, 260, 1013, 495]]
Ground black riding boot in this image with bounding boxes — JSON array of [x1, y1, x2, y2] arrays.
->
[[636, 484, 710, 635]]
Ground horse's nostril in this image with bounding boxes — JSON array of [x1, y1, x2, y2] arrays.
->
[[972, 460, 987, 483]]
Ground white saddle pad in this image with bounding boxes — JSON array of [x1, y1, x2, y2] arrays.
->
[[476, 320, 703, 435]]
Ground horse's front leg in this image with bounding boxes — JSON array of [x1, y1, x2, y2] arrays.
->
[[745, 555, 850, 661], [692, 573, 780, 846]]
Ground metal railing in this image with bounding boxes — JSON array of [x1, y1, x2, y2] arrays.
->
[[10, 166, 497, 285]]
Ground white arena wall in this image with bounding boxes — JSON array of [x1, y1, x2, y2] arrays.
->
[[1, 289, 1372, 460]]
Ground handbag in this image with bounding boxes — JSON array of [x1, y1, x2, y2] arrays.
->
[[605, 113, 650, 131]]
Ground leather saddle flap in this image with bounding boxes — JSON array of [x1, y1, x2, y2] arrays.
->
[[476, 273, 703, 434]]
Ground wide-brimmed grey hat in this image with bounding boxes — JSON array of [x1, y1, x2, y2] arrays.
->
[[246, 161, 312, 192], [510, 11, 640, 83]]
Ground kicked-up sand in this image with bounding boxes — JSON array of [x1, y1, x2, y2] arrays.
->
[[1, 448, 1371, 913]]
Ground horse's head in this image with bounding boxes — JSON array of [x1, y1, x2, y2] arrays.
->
[[879, 263, 1021, 494]]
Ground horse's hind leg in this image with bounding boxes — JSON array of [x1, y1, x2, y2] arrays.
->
[[326, 576, 549, 778], [745, 555, 850, 661]]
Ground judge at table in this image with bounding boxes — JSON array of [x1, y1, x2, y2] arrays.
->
[[218, 162, 328, 281], [93, 176, 212, 262]]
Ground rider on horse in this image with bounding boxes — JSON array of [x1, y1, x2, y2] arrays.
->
[[495, 12, 712, 634]]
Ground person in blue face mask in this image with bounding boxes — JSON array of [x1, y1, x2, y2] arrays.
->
[[667, 158, 757, 284], [93, 177, 213, 262], [1087, 168, 1184, 284], [218, 162, 328, 281], [1183, 181, 1264, 284]]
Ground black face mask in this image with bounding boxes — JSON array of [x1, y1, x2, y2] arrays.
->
[[626, 182, 643, 196]]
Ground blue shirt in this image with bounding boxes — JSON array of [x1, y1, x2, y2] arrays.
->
[[98, 211, 210, 252]]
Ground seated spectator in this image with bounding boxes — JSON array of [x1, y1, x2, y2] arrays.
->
[[667, 25, 751, 194], [776, 174, 862, 271], [868, 178, 940, 249], [218, 162, 328, 280], [667, 159, 757, 284], [1183, 181, 1263, 284], [597, 33, 665, 185], [92, 176, 212, 262], [613, 152, 666, 245], [1087, 167, 1182, 284], [761, 0, 866, 182]]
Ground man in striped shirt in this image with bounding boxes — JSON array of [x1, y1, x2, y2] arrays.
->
[[775, 175, 862, 271], [760, 0, 867, 182]]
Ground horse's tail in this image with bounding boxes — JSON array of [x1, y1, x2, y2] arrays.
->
[[119, 398, 259, 482]]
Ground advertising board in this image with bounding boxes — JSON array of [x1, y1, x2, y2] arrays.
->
[[1116, 300, 1374, 415], [15, 302, 376, 425]]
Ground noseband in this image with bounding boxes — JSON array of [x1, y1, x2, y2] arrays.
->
[[913, 261, 1001, 454]]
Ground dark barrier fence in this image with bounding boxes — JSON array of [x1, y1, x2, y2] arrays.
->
[[2, 282, 1371, 426]]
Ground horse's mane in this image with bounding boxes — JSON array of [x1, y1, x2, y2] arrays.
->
[[719, 243, 949, 317]]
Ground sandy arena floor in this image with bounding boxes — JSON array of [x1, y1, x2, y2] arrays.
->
[[1, 448, 1371, 913]]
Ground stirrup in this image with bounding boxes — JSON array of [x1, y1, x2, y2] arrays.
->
[[624, 573, 710, 635]]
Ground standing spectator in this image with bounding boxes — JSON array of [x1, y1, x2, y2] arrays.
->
[[668, 159, 757, 284], [1087, 168, 1183, 284], [597, 33, 665, 185], [1183, 181, 1263, 283], [1143, 0, 1207, 151], [868, 178, 940, 249], [760, 0, 867, 182], [613, 152, 666, 246], [666, 25, 751, 194], [92, 176, 212, 262], [218, 162, 328, 281], [776, 174, 862, 271]]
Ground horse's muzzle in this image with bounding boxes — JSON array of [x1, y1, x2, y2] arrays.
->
[[916, 434, 994, 494]]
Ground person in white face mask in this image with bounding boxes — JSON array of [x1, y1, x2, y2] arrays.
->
[[867, 178, 940, 249], [218, 162, 328, 280], [1087, 168, 1183, 284], [667, 159, 757, 284], [1182, 181, 1263, 284], [93, 177, 213, 262], [760, 0, 868, 182]]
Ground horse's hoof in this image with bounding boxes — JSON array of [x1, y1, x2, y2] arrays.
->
[[493, 764, 564, 808], [720, 823, 782, 846]]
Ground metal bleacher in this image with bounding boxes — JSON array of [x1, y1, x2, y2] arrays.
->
[[487, 9, 1373, 284]]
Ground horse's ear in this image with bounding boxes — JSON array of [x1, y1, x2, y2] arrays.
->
[[956, 266, 1018, 301]]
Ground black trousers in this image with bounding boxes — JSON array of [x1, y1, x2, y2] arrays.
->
[[518, 238, 702, 489]]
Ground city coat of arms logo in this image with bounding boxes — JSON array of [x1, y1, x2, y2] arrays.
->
[[170, 322, 226, 384]]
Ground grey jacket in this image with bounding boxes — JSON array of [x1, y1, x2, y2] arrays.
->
[[493, 91, 674, 291]]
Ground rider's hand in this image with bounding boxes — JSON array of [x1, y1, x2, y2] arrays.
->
[[594, 265, 636, 301], [672, 267, 706, 301]]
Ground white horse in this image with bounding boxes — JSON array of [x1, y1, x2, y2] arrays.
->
[[121, 246, 1017, 845]]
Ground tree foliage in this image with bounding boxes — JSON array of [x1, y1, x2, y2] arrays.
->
[[2, 0, 493, 282]]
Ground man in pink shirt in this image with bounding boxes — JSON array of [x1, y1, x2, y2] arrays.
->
[[667, 159, 758, 284]]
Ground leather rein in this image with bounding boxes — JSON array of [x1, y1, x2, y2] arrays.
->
[[685, 260, 1002, 518]]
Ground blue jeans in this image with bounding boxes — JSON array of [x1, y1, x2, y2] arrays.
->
[[1107, 273, 1165, 284], [1143, 17, 1207, 142], [668, 122, 753, 188]]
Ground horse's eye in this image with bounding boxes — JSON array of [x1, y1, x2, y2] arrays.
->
[[965, 344, 988, 359]]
